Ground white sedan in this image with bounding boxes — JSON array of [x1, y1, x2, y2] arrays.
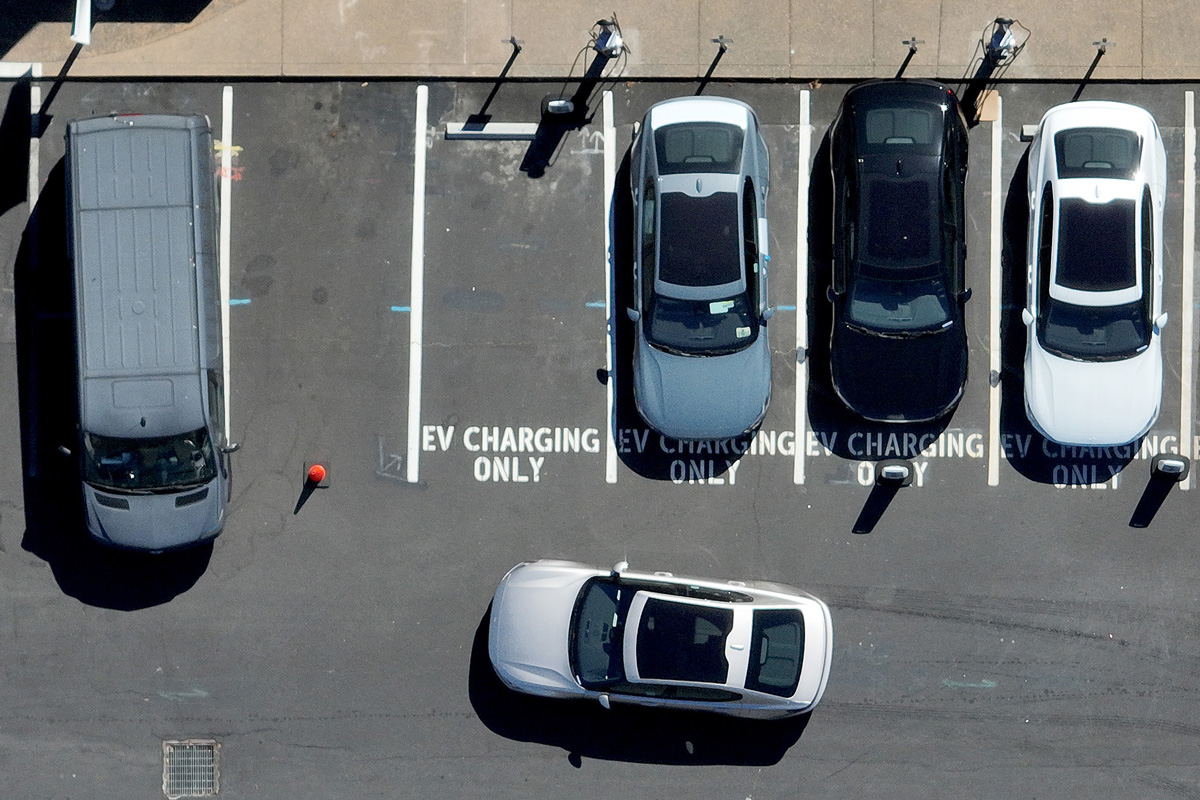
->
[[487, 560, 833, 719], [1022, 101, 1167, 446]]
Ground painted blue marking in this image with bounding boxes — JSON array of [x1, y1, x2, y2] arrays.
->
[[776, 304, 797, 311], [585, 301, 606, 308], [229, 299, 251, 305], [391, 305, 411, 312]]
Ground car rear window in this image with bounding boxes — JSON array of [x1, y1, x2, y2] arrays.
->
[[1054, 128, 1141, 179], [864, 107, 936, 146], [745, 609, 805, 697], [654, 122, 743, 175], [659, 191, 741, 286], [1055, 198, 1137, 291], [636, 597, 732, 684]]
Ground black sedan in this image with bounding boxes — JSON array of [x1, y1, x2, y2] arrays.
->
[[826, 79, 971, 423]]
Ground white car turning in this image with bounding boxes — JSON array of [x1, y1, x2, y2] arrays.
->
[[1022, 101, 1167, 446], [487, 560, 833, 719]]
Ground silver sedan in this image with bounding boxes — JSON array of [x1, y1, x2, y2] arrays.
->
[[627, 96, 773, 440]]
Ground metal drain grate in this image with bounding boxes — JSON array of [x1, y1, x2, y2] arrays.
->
[[162, 739, 220, 798]]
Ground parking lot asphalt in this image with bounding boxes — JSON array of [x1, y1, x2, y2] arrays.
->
[[2, 77, 1200, 798]]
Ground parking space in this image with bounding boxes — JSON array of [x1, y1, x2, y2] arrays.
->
[[2, 77, 1200, 798]]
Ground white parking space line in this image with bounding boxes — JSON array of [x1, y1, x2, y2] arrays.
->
[[987, 94, 1004, 488], [1181, 91, 1196, 491], [794, 90, 811, 486], [603, 90, 618, 484], [220, 85, 235, 448], [29, 84, 41, 219], [406, 85, 429, 484]]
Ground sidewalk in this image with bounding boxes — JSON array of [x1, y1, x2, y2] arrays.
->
[[3, 0, 1200, 81]]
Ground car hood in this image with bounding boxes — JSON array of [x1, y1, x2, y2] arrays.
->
[[488, 563, 598, 695], [830, 321, 966, 422], [1025, 341, 1162, 445], [84, 480, 224, 552], [634, 333, 771, 439]]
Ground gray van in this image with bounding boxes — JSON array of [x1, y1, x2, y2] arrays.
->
[[65, 114, 233, 552]]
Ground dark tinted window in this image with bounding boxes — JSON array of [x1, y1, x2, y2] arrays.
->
[[846, 271, 952, 332], [654, 122, 744, 175], [605, 681, 741, 702], [1038, 298, 1150, 361], [1054, 128, 1141, 179], [742, 179, 760, 308], [636, 598, 732, 684], [646, 292, 758, 355], [745, 609, 806, 697], [640, 177, 657, 310], [860, 177, 937, 267], [1056, 198, 1136, 291], [659, 192, 741, 286], [1141, 187, 1154, 322], [84, 428, 217, 492], [864, 107, 936, 145], [570, 578, 631, 688], [857, 105, 942, 155]]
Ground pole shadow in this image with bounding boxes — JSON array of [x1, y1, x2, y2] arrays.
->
[[467, 607, 810, 766], [851, 482, 903, 534], [15, 160, 211, 610], [1129, 470, 1179, 528], [521, 51, 614, 178]]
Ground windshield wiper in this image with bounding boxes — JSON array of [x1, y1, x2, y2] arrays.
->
[[88, 482, 154, 496]]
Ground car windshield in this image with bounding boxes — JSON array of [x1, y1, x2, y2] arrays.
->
[[84, 428, 217, 493], [654, 122, 743, 175], [658, 191, 741, 287], [646, 292, 759, 355], [635, 597, 733, 684], [570, 578, 635, 689], [846, 270, 952, 333], [745, 609, 806, 697], [1056, 198, 1137, 291], [1038, 297, 1150, 361]]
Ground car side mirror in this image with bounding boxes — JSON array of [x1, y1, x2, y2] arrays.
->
[[826, 286, 838, 304], [598, 694, 612, 710], [1154, 313, 1169, 333], [611, 560, 628, 576], [1021, 308, 1034, 327], [959, 288, 972, 303], [222, 443, 241, 454], [626, 308, 640, 323], [762, 306, 775, 322]]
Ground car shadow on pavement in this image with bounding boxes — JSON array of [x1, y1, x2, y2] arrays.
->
[[15, 160, 211, 610], [0, 78, 31, 217], [467, 608, 809, 766], [998, 148, 1136, 486], [606, 145, 756, 481]]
